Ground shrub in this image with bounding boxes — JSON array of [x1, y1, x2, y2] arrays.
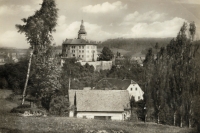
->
[[49, 95, 70, 116], [10, 104, 31, 113]]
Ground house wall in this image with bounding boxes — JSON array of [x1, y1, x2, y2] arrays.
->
[[77, 112, 124, 120], [127, 84, 144, 101], [63, 44, 97, 62]]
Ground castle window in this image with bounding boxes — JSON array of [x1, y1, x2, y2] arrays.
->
[[82, 50, 84, 53], [82, 46, 84, 49], [79, 46, 81, 49], [79, 50, 81, 53], [79, 55, 80, 57], [82, 55, 84, 58]]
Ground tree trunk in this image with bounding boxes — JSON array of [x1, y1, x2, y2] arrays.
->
[[22, 51, 33, 105], [68, 77, 71, 90], [180, 116, 183, 128], [174, 112, 176, 126], [157, 113, 160, 124], [188, 118, 191, 128]]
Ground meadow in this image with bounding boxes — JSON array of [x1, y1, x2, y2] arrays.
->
[[0, 115, 196, 133], [0, 90, 196, 133]]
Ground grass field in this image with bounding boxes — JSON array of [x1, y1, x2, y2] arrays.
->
[[0, 89, 196, 133], [0, 115, 196, 133]]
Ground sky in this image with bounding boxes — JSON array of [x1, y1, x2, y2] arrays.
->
[[0, 0, 200, 48]]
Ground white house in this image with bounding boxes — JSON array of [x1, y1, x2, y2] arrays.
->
[[96, 78, 144, 101], [68, 90, 131, 120]]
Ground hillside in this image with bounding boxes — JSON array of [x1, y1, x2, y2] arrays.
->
[[98, 38, 172, 56]]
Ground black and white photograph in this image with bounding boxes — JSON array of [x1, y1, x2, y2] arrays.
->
[[0, 0, 200, 132]]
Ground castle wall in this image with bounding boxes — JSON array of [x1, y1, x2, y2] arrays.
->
[[79, 61, 112, 71]]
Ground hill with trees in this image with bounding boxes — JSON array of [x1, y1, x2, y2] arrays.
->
[[98, 38, 172, 56]]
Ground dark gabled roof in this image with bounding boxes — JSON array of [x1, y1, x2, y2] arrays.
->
[[97, 78, 137, 90], [69, 90, 130, 112], [63, 39, 97, 45]]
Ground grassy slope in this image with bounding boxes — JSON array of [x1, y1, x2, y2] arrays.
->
[[0, 116, 195, 133], [0, 89, 195, 133], [0, 89, 18, 113], [0, 91, 196, 133]]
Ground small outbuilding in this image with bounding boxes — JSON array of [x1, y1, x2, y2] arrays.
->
[[69, 90, 131, 120]]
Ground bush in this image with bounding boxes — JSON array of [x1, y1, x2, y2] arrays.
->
[[49, 95, 69, 116], [10, 104, 31, 113]]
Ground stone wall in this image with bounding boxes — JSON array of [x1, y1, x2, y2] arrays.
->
[[79, 61, 112, 71]]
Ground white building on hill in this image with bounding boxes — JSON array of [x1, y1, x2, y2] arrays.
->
[[61, 20, 112, 71]]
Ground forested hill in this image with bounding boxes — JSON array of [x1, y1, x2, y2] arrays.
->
[[98, 38, 173, 56], [99, 38, 173, 49]]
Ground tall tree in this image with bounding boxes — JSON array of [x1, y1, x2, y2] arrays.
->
[[16, 0, 58, 105]]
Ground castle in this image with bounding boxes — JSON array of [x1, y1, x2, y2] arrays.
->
[[61, 20, 112, 71]]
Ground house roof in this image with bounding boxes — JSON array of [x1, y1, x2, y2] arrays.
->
[[63, 39, 97, 45], [97, 78, 137, 90], [68, 90, 130, 112]]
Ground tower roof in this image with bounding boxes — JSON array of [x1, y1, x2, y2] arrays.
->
[[78, 20, 87, 34]]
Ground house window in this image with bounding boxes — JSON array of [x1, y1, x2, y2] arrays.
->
[[136, 88, 137, 91], [82, 46, 84, 49], [138, 96, 140, 100]]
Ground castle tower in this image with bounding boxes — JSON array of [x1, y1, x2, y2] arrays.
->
[[78, 20, 87, 39]]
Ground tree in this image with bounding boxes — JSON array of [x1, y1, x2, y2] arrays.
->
[[49, 95, 69, 116], [0, 78, 8, 89], [15, 0, 58, 105], [100, 47, 114, 61], [142, 22, 200, 127]]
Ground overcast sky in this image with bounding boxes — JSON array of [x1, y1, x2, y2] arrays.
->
[[0, 0, 200, 48]]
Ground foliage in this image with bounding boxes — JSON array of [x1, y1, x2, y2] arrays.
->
[[15, 0, 60, 107], [49, 95, 69, 116], [61, 58, 108, 92], [0, 59, 29, 93], [15, 0, 58, 53], [142, 22, 200, 128], [99, 47, 114, 61]]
